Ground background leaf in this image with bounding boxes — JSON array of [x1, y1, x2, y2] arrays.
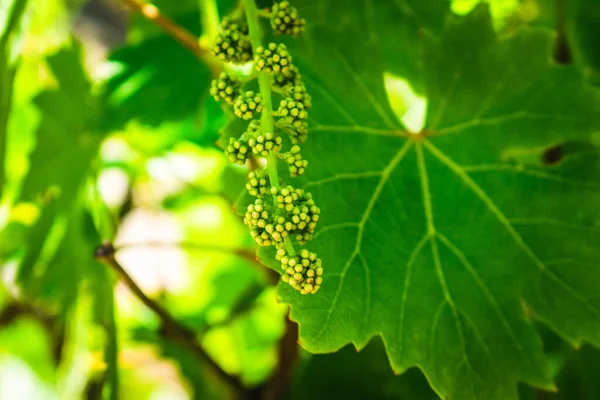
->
[[0, 0, 29, 199], [102, 12, 210, 130], [288, 337, 438, 400], [17, 43, 104, 305]]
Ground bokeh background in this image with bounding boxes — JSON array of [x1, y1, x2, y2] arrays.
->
[[1, 0, 600, 399]]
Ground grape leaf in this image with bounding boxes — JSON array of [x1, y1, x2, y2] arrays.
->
[[102, 13, 211, 130], [267, 3, 600, 399], [18, 43, 103, 287], [0, 0, 29, 199]]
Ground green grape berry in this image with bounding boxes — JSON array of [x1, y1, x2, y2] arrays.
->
[[212, 17, 253, 64], [279, 248, 323, 294], [210, 72, 242, 104], [278, 98, 308, 124], [248, 132, 282, 156], [270, 1, 306, 37], [281, 145, 308, 177], [234, 91, 264, 120], [224, 137, 251, 165], [246, 170, 270, 197], [255, 43, 293, 74]]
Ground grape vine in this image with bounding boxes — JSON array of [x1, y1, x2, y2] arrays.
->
[[210, 0, 322, 294]]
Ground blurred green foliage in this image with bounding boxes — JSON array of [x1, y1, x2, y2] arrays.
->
[[1, 0, 600, 399]]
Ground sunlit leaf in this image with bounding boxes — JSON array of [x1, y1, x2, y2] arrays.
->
[[264, 3, 600, 398], [102, 13, 211, 130], [0, 0, 29, 199], [17, 43, 104, 303]]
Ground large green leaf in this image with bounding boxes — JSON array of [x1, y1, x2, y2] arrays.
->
[[265, 3, 600, 399]]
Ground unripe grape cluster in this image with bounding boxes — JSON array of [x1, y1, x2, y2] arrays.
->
[[270, 1, 306, 37], [287, 85, 312, 109], [234, 91, 263, 120], [225, 137, 251, 165], [278, 98, 308, 124], [273, 65, 301, 89], [255, 43, 292, 74], [211, 2, 322, 295], [212, 17, 253, 64], [210, 72, 242, 104], [280, 145, 307, 177], [244, 185, 319, 248], [249, 132, 282, 156], [246, 170, 270, 197], [277, 248, 322, 294]]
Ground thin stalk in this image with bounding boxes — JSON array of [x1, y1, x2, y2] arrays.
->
[[199, 0, 220, 41], [105, 283, 119, 400], [123, 0, 202, 56], [95, 243, 245, 395], [243, 0, 277, 187], [243, 0, 296, 258], [284, 236, 296, 256]]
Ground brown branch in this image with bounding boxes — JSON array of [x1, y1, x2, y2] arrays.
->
[[266, 314, 300, 400], [94, 242, 246, 396], [0, 300, 65, 364], [250, 311, 299, 400], [113, 241, 278, 283], [123, 0, 203, 56], [114, 241, 256, 264]]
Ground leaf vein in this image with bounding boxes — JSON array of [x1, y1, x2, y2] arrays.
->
[[305, 171, 383, 188], [329, 46, 398, 129], [398, 233, 431, 362], [312, 124, 404, 137], [358, 252, 372, 337], [437, 232, 538, 371], [313, 222, 360, 240], [417, 142, 475, 394], [313, 140, 412, 341], [435, 111, 588, 136], [425, 140, 600, 318], [462, 163, 600, 188], [302, 74, 358, 125]]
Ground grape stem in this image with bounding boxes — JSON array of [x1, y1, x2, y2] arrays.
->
[[242, 0, 296, 257], [123, 0, 202, 56], [199, 0, 220, 42], [243, 0, 279, 187]]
